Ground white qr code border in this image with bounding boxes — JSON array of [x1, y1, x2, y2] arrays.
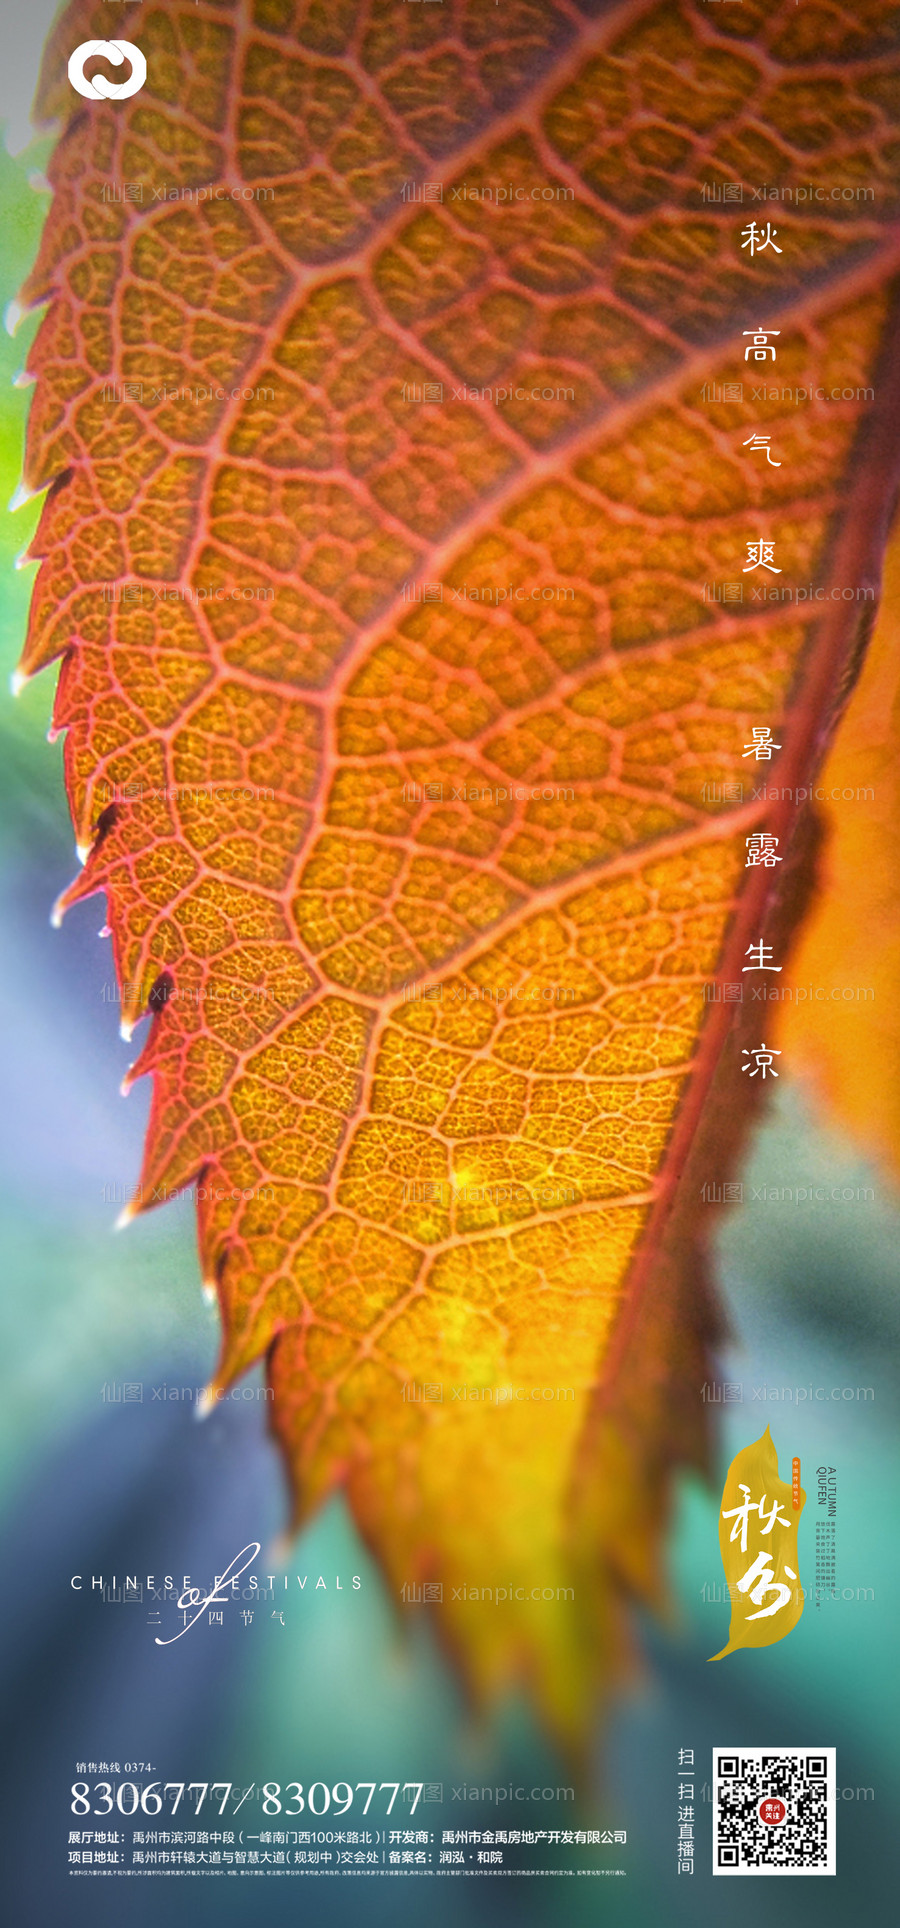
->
[[713, 1747, 836, 1876]]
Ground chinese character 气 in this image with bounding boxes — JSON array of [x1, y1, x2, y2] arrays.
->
[[741, 223, 782, 257], [742, 725, 781, 760], [742, 1043, 781, 1079], [743, 539, 781, 574], [743, 431, 781, 466]]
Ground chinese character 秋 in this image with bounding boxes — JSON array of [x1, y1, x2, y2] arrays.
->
[[741, 223, 783, 257], [741, 1043, 781, 1079], [722, 1483, 792, 1553]]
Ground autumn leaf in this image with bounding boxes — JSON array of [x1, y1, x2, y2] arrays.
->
[[15, 0, 900, 1737]]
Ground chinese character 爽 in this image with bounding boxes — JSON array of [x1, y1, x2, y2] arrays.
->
[[743, 539, 781, 574]]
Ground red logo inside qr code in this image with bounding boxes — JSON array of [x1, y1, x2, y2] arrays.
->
[[758, 1798, 786, 1826]]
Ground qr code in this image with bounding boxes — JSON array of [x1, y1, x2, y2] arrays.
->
[[713, 1747, 836, 1875]]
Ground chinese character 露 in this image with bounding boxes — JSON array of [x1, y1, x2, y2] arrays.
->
[[745, 832, 781, 866]]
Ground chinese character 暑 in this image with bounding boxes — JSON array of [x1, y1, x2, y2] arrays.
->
[[741, 223, 782, 257], [742, 941, 781, 972], [743, 539, 781, 574], [742, 1043, 781, 1079], [742, 725, 781, 760], [743, 326, 781, 363], [743, 431, 781, 466], [745, 832, 781, 867]]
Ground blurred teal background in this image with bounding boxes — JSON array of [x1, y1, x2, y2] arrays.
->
[[1, 98, 898, 1928]]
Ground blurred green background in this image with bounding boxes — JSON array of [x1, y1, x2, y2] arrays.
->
[[1, 81, 897, 1928]]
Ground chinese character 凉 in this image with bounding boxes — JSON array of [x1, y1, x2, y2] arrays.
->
[[741, 1043, 781, 1079]]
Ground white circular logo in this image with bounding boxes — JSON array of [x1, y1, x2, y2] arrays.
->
[[67, 40, 147, 101]]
